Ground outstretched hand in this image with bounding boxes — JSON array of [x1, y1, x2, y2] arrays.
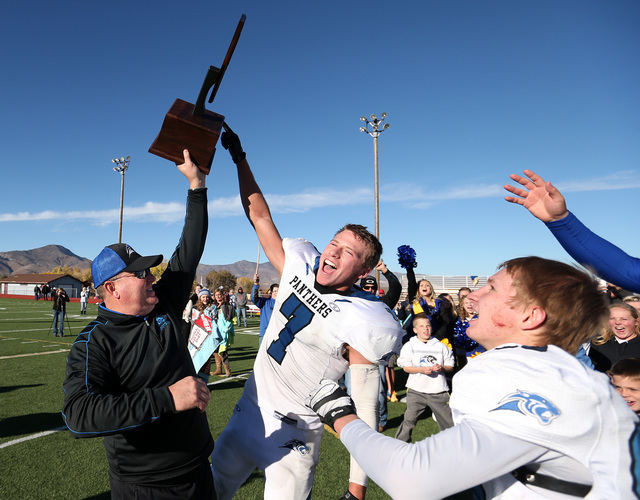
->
[[504, 169, 569, 223]]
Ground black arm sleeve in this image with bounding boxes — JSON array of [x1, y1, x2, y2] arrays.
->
[[154, 188, 209, 317], [382, 269, 402, 308]]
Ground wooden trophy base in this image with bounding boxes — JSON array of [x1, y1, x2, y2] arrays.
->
[[149, 98, 225, 174]]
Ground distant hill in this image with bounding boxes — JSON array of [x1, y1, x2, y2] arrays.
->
[[0, 245, 92, 276], [1, 246, 400, 291], [196, 260, 280, 285], [0, 245, 280, 284]]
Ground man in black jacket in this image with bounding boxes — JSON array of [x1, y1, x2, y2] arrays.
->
[[62, 150, 215, 500], [52, 287, 69, 336]]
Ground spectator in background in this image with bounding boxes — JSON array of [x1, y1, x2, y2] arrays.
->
[[589, 303, 640, 372], [182, 284, 202, 339], [608, 358, 640, 415], [41, 283, 50, 300], [437, 293, 457, 344], [52, 287, 69, 337], [394, 313, 454, 442], [457, 287, 471, 304], [34, 284, 41, 300], [410, 279, 447, 343], [623, 295, 640, 314], [234, 286, 248, 328], [189, 288, 216, 381], [213, 288, 234, 377], [80, 286, 90, 314], [453, 295, 484, 369], [251, 274, 278, 345]]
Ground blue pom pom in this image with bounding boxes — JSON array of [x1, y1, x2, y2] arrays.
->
[[397, 245, 417, 269]]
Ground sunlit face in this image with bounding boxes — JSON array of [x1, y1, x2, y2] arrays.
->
[[418, 280, 432, 298], [109, 271, 158, 316], [413, 317, 432, 343], [462, 296, 475, 316], [609, 306, 639, 341], [214, 290, 224, 305], [466, 269, 523, 351], [200, 294, 211, 305], [271, 285, 279, 300], [317, 230, 370, 291], [195, 285, 202, 295], [611, 374, 640, 413]]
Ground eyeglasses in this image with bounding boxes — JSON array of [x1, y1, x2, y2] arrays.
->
[[109, 269, 153, 282]]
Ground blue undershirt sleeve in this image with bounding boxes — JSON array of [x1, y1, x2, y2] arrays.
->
[[545, 212, 640, 293]]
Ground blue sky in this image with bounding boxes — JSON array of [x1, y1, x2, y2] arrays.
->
[[2, 0, 639, 278]]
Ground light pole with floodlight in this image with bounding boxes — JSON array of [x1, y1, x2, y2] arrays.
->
[[112, 156, 130, 244], [360, 113, 390, 285]]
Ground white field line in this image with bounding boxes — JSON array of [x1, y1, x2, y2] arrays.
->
[[0, 349, 69, 360], [0, 426, 67, 450], [207, 371, 251, 386], [1, 329, 52, 334]]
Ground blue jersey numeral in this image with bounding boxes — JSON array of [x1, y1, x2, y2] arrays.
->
[[267, 294, 313, 364]]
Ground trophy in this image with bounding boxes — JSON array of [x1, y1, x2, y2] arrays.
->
[[149, 14, 246, 174]]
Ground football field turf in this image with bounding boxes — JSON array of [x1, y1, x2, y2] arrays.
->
[[0, 297, 471, 499]]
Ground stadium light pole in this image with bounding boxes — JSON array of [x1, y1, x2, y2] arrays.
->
[[360, 113, 390, 285], [112, 156, 130, 244]]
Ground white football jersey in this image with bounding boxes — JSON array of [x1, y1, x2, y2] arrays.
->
[[450, 343, 640, 498], [244, 238, 403, 430]]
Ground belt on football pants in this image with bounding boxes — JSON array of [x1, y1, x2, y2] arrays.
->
[[512, 467, 591, 497]]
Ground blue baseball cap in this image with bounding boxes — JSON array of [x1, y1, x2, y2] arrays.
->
[[92, 243, 163, 288]]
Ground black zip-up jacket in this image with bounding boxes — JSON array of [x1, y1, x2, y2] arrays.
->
[[62, 188, 213, 483]]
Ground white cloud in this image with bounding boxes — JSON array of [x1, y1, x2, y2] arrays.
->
[[1, 171, 638, 224]]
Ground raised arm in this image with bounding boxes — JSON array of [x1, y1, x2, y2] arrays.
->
[[377, 260, 401, 308], [221, 124, 285, 274], [504, 169, 569, 222], [506, 169, 640, 292]]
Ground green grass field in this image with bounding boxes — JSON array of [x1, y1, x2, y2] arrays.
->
[[0, 297, 471, 499]]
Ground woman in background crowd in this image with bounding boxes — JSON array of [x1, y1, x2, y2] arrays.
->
[[212, 288, 235, 377], [189, 288, 215, 381], [590, 303, 640, 372]]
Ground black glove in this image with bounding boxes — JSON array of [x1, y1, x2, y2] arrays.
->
[[305, 379, 356, 430], [220, 122, 246, 164], [338, 490, 361, 500]]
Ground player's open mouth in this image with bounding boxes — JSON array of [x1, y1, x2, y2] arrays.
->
[[322, 259, 337, 273]]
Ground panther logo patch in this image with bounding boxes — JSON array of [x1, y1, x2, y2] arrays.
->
[[280, 439, 310, 456], [491, 390, 560, 425]]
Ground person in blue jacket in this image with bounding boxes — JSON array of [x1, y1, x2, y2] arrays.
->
[[251, 273, 278, 345]]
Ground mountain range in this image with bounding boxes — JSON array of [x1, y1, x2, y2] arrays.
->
[[0, 245, 280, 284]]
